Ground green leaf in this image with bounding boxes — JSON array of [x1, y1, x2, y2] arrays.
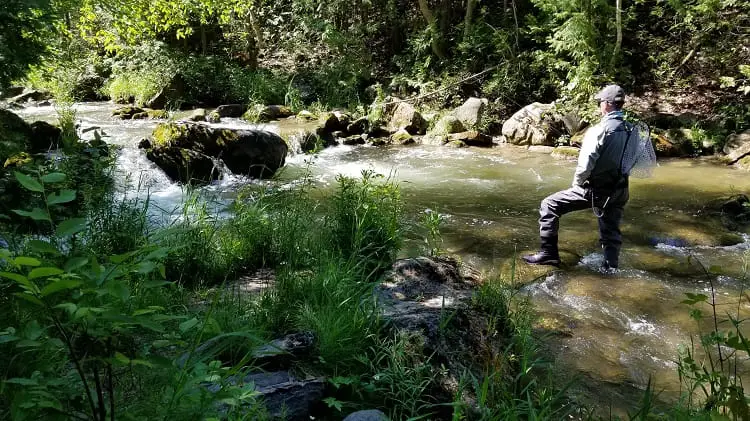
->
[[12, 208, 51, 222], [28, 267, 64, 280], [56, 218, 87, 237], [13, 172, 43, 192], [13, 257, 41, 267], [41, 173, 66, 183], [46, 189, 76, 205], [55, 302, 77, 314], [41, 279, 82, 297], [28, 240, 61, 256], [14, 293, 44, 306], [179, 317, 199, 333], [64, 256, 89, 272], [4, 377, 39, 386], [114, 352, 131, 365], [152, 339, 172, 348]]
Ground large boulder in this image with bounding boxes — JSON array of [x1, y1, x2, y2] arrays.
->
[[447, 131, 492, 147], [724, 130, 750, 163], [453, 97, 488, 130], [145, 123, 288, 182], [73, 74, 106, 101], [0, 86, 25, 100], [431, 115, 466, 136], [145, 148, 219, 184], [9, 90, 51, 104], [0, 109, 32, 167], [388, 102, 427, 135], [29, 121, 61, 152], [146, 74, 185, 110], [214, 104, 248, 118], [501, 103, 561, 146]]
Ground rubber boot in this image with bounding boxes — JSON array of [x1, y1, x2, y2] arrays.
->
[[522, 236, 561, 267], [603, 245, 619, 270]]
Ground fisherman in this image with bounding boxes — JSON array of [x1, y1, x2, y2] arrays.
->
[[523, 85, 633, 270]]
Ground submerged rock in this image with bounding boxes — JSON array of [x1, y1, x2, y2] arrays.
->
[[144, 123, 288, 183]]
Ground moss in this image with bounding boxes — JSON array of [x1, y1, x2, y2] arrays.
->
[[152, 123, 187, 148], [3, 152, 32, 168], [718, 232, 744, 246], [736, 155, 750, 171], [147, 109, 169, 119], [215, 129, 240, 146]]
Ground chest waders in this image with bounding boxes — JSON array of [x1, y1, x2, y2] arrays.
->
[[590, 120, 634, 218]]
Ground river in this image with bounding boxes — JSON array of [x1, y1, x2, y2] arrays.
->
[[16, 102, 750, 414]]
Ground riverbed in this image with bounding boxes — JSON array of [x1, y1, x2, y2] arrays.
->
[[16, 102, 750, 414]]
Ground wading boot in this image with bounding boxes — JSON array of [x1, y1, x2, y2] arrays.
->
[[522, 236, 561, 267], [602, 245, 619, 270]]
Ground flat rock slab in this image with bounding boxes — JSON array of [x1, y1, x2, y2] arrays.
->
[[209, 371, 325, 420]]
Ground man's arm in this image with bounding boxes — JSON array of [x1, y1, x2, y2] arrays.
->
[[572, 125, 605, 187]]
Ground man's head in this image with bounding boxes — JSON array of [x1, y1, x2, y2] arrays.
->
[[594, 85, 625, 115]]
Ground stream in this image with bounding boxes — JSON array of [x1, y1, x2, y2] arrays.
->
[[16, 102, 750, 414]]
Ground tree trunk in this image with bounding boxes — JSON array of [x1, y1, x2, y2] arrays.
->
[[464, 0, 477, 42], [248, 6, 265, 51], [417, 0, 446, 59], [609, 0, 623, 70], [200, 25, 207, 55]]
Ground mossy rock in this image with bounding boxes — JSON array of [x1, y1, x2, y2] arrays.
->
[[446, 140, 467, 148], [0, 109, 32, 165], [207, 111, 221, 123], [552, 146, 580, 160], [431, 115, 466, 136], [736, 156, 750, 171], [148, 109, 169, 119], [390, 129, 413, 145], [4, 152, 33, 168]]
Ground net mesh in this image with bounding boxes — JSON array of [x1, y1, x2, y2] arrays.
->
[[622, 121, 657, 178]]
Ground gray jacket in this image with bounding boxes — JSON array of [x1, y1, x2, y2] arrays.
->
[[573, 111, 633, 189]]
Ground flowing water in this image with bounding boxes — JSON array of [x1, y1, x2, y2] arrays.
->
[[16, 102, 750, 414]]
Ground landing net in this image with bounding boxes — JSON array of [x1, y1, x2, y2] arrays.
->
[[623, 121, 657, 179]]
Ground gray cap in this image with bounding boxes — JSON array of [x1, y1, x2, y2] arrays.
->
[[594, 85, 625, 103]]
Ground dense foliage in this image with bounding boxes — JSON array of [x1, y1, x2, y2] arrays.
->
[[5, 0, 746, 120]]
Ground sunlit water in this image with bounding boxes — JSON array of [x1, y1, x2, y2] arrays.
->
[[16, 103, 750, 414]]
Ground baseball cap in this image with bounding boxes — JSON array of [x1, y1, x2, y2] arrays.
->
[[594, 85, 625, 103]]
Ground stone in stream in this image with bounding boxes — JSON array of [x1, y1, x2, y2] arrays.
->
[[431, 115, 466, 136], [8, 89, 51, 104], [214, 103, 248, 118], [447, 131, 492, 147], [387, 102, 427, 135], [0, 86, 25, 99], [452, 97, 488, 130], [29, 121, 62, 152], [724, 129, 750, 163], [187, 108, 207, 122], [501, 102, 563, 146], [112, 106, 145, 120], [143, 122, 288, 183], [389, 128, 413, 145], [347, 116, 369, 135]]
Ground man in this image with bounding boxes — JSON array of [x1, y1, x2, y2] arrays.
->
[[523, 84, 634, 270]]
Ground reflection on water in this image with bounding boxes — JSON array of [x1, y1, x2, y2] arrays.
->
[[15, 103, 750, 414]]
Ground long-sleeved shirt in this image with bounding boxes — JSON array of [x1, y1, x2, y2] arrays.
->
[[573, 111, 633, 189]]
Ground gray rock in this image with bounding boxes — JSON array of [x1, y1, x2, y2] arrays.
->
[[252, 332, 315, 369], [501, 103, 561, 146], [211, 371, 325, 421], [187, 108, 207, 122], [453, 97, 488, 130], [390, 128, 413, 145], [421, 134, 448, 146], [347, 117, 369, 135], [297, 110, 316, 121], [388, 102, 427, 135], [342, 135, 366, 145], [0, 86, 25, 100], [214, 104, 248, 118], [724, 130, 750, 163], [343, 409, 389, 421], [146, 123, 288, 183], [146, 74, 185, 110], [431, 115, 466, 136], [112, 106, 145, 120], [9, 90, 51, 104], [447, 131, 492, 147]]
